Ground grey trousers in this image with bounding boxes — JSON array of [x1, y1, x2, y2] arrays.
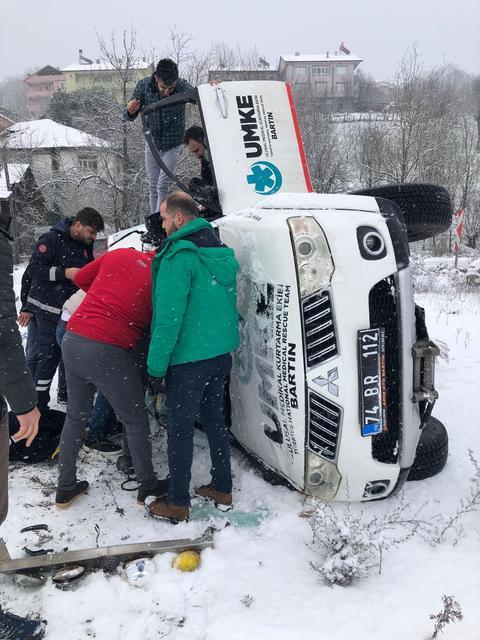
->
[[58, 332, 157, 492], [144, 142, 182, 214], [0, 397, 9, 526]]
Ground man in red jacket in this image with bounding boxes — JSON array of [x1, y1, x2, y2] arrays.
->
[[55, 248, 167, 508]]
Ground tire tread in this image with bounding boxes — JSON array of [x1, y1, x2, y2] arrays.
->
[[351, 183, 453, 242]]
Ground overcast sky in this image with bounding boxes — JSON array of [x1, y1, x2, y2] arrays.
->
[[1, 0, 479, 83]]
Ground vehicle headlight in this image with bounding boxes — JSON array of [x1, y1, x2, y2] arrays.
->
[[305, 451, 342, 500], [288, 217, 334, 299]]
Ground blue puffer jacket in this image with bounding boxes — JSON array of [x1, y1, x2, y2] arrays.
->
[[22, 219, 94, 321]]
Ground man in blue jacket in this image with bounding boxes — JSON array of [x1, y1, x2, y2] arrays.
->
[[21, 207, 104, 410], [125, 58, 193, 214]]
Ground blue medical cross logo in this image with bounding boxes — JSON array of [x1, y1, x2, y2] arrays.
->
[[247, 161, 282, 195]]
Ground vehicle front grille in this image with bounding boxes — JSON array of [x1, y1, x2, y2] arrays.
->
[[308, 390, 342, 461], [368, 276, 400, 463], [302, 291, 338, 368]]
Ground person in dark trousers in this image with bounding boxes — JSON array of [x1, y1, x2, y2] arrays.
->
[[21, 208, 104, 411], [146, 192, 239, 523], [184, 125, 222, 221], [56, 289, 121, 454], [0, 208, 46, 638], [125, 58, 193, 214], [19, 282, 68, 404], [56, 248, 167, 509]]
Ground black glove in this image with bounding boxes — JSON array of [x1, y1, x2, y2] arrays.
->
[[144, 212, 166, 246], [188, 178, 219, 206], [148, 376, 166, 396]]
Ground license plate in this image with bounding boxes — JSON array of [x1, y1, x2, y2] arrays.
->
[[358, 328, 387, 437]]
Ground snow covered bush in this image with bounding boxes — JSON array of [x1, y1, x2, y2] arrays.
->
[[307, 494, 434, 586], [429, 595, 463, 639], [307, 453, 480, 587], [432, 450, 480, 545]]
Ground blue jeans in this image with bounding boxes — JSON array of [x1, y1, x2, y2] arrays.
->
[[144, 142, 182, 214], [165, 353, 232, 507], [55, 321, 67, 400], [86, 391, 117, 443]]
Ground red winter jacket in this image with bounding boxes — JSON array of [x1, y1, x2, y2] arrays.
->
[[67, 248, 154, 349]]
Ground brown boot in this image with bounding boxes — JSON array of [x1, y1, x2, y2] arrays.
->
[[195, 484, 233, 511], [146, 499, 189, 524]]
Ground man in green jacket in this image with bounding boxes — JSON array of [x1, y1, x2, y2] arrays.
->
[[146, 192, 239, 523]]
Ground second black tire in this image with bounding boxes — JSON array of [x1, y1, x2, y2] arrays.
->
[[407, 416, 448, 481], [352, 183, 453, 242]]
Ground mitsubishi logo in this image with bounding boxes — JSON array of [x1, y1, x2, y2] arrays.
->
[[313, 367, 339, 397]]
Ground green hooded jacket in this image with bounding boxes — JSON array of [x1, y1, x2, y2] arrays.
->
[[147, 218, 239, 377]]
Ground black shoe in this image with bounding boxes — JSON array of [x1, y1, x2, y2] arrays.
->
[[137, 478, 169, 505], [83, 438, 122, 456], [55, 481, 89, 509], [0, 608, 46, 638], [116, 454, 135, 476]]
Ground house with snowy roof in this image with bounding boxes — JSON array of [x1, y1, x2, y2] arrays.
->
[[0, 111, 15, 133], [24, 65, 66, 116], [62, 50, 152, 102], [209, 43, 362, 109], [278, 44, 362, 105], [2, 118, 117, 216]]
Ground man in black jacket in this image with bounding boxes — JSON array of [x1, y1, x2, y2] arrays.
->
[[184, 126, 222, 221], [0, 208, 46, 637], [21, 208, 104, 410], [184, 125, 214, 185]]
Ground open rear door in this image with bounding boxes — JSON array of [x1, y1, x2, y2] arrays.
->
[[197, 81, 312, 215]]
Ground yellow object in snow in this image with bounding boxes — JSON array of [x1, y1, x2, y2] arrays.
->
[[172, 550, 201, 572]]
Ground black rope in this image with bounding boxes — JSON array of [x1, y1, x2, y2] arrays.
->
[[120, 477, 138, 492]]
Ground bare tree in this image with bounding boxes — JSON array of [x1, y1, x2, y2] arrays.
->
[[354, 121, 388, 188], [471, 75, 480, 150], [355, 70, 379, 112], [454, 115, 480, 248], [0, 74, 29, 119], [297, 102, 354, 193], [95, 28, 153, 228]]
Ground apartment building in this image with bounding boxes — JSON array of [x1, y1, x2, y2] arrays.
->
[[24, 65, 66, 115]]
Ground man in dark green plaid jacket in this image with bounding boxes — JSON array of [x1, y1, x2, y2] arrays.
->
[[125, 58, 193, 214]]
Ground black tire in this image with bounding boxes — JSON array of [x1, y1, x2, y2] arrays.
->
[[352, 183, 453, 242], [407, 416, 448, 481]]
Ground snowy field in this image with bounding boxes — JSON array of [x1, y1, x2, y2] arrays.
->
[[1, 256, 479, 640]]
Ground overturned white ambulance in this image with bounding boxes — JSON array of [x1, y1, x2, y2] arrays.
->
[[113, 81, 450, 501]]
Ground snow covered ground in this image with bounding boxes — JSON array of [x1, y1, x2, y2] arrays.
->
[[1, 256, 479, 640]]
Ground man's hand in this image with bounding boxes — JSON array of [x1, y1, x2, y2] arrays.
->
[[13, 406, 41, 447], [127, 99, 141, 115], [148, 376, 166, 396], [17, 311, 32, 327], [65, 267, 81, 280]]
